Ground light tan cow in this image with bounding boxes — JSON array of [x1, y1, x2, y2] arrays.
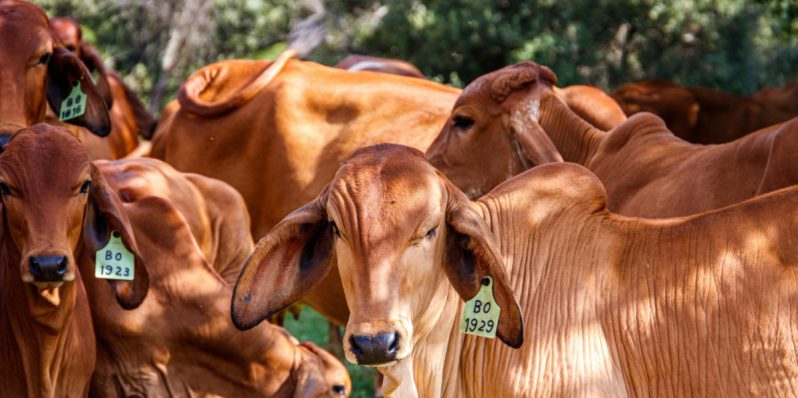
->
[[233, 144, 798, 397], [427, 61, 798, 218]]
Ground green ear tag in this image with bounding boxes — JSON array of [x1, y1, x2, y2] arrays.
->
[[460, 276, 500, 338], [58, 81, 87, 121], [94, 231, 134, 281]]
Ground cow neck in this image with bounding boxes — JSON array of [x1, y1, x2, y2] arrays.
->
[[1, 233, 87, 398], [538, 92, 604, 165]]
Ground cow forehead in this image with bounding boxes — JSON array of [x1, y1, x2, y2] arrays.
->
[[0, 126, 89, 186], [0, 2, 52, 53]]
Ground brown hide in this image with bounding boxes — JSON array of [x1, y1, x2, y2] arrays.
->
[[235, 144, 798, 396], [553, 85, 626, 130], [82, 162, 350, 397], [0, 124, 148, 398], [612, 79, 798, 143], [334, 54, 425, 78]]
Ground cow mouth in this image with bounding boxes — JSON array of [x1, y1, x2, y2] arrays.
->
[[31, 281, 64, 307]]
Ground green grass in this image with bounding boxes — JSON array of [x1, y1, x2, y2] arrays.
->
[[283, 307, 376, 398]]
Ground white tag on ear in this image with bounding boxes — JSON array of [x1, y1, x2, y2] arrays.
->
[[460, 276, 500, 338], [59, 81, 87, 121], [95, 231, 134, 280]]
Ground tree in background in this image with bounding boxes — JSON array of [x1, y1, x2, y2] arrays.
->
[[38, 0, 798, 114]]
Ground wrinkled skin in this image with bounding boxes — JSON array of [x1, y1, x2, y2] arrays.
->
[[80, 164, 350, 397], [235, 144, 798, 397], [49, 17, 157, 159], [0, 124, 148, 398], [612, 79, 798, 143], [429, 61, 798, 218], [0, 1, 110, 142]]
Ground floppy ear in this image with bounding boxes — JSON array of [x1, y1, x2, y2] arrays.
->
[[77, 43, 113, 109], [231, 190, 334, 330], [507, 102, 563, 167], [46, 47, 111, 137], [82, 164, 149, 309], [115, 74, 158, 139], [441, 179, 524, 348]]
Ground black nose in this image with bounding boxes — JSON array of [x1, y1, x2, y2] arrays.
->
[[349, 332, 400, 365], [28, 255, 68, 281]]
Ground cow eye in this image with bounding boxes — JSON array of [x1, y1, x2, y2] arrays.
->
[[332, 384, 346, 396], [425, 226, 438, 239], [0, 182, 12, 196], [330, 222, 341, 238], [79, 180, 92, 194], [37, 52, 51, 65], [453, 115, 475, 130], [65, 45, 76, 52]]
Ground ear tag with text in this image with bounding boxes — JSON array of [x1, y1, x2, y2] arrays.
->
[[95, 231, 134, 280], [59, 81, 87, 121], [460, 276, 500, 338]]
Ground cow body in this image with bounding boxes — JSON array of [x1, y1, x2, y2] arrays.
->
[[82, 157, 350, 397], [612, 79, 798, 143], [334, 54, 425, 78], [233, 144, 798, 397]]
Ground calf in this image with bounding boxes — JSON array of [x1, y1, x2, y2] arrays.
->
[[234, 144, 798, 397], [427, 61, 798, 218], [0, 124, 149, 397], [0, 1, 109, 143]]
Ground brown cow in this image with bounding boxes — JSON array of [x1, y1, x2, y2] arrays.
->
[[0, 1, 110, 145], [0, 124, 149, 397], [612, 79, 798, 143], [50, 17, 157, 159], [428, 61, 798, 218], [334, 54, 425, 78], [83, 161, 350, 397], [552, 85, 626, 130], [234, 144, 798, 397]]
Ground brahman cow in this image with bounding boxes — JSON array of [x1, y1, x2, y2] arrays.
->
[[233, 143, 798, 397], [50, 17, 157, 159], [612, 79, 798, 143], [0, 1, 110, 144], [0, 124, 149, 397], [427, 61, 798, 218]]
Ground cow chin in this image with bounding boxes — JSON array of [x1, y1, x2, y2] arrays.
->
[[343, 319, 413, 367]]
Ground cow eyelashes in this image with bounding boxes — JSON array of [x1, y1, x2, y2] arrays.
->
[[37, 52, 51, 65], [453, 115, 475, 130], [425, 226, 438, 239], [0, 182, 12, 196], [79, 180, 92, 194], [330, 222, 341, 239]]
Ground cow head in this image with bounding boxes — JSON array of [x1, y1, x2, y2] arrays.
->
[[50, 16, 113, 109], [293, 342, 351, 397], [427, 61, 562, 198], [0, 124, 148, 309], [232, 144, 523, 368], [0, 1, 110, 143]]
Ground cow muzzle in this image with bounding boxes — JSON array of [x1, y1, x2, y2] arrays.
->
[[27, 255, 69, 282], [0, 133, 12, 152], [348, 331, 401, 365]]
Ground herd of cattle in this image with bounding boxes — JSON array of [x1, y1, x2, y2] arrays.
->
[[3, 1, 798, 397]]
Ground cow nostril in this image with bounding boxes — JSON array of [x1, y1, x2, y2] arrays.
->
[[28, 258, 41, 276], [56, 256, 67, 275], [332, 384, 346, 396], [349, 336, 364, 357], [387, 333, 400, 355]]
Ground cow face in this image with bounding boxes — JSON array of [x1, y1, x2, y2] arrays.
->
[[294, 342, 352, 397], [0, 124, 148, 308], [232, 144, 522, 367], [49, 17, 82, 55], [427, 62, 562, 199], [0, 1, 110, 142]]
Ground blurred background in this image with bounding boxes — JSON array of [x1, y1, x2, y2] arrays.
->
[[36, 1, 798, 396], [40, 0, 798, 115]]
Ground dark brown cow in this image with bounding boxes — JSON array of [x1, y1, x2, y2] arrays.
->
[[0, 124, 149, 397], [0, 1, 110, 145], [612, 79, 798, 143], [428, 62, 798, 218], [50, 17, 157, 159]]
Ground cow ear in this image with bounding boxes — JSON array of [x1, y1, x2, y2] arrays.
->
[[231, 191, 334, 330], [46, 47, 111, 137], [507, 99, 563, 167], [83, 164, 149, 309], [442, 178, 524, 348], [78, 43, 113, 109]]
